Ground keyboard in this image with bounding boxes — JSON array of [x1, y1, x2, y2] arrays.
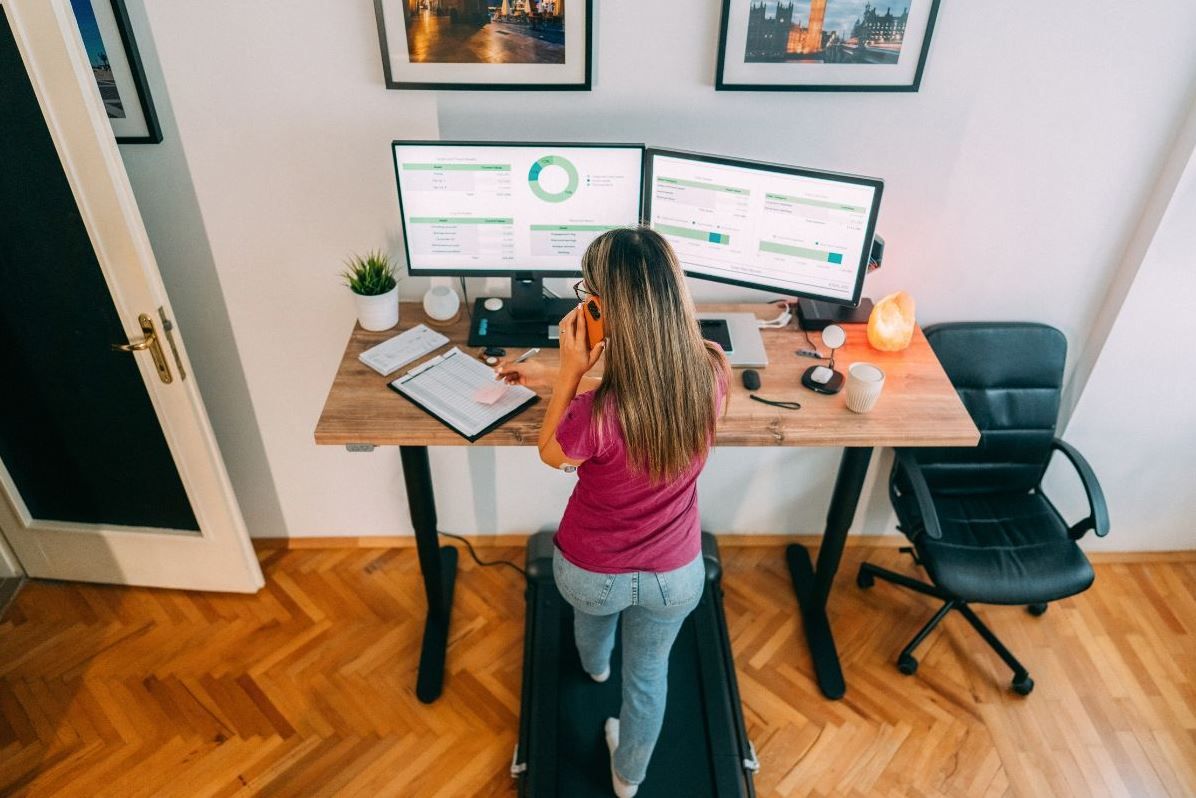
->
[[358, 323, 450, 376]]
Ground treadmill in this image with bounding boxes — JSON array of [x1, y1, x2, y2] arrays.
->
[[514, 532, 758, 796]]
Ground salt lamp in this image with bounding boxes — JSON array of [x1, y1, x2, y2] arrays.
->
[[867, 291, 916, 352]]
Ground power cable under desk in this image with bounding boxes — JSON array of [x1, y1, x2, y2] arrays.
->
[[441, 531, 527, 577]]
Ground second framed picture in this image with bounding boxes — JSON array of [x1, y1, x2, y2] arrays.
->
[[374, 0, 592, 90], [68, 0, 161, 142], [716, 0, 943, 92]]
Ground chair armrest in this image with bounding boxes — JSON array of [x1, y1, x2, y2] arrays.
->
[[894, 449, 944, 540], [1049, 438, 1110, 538]]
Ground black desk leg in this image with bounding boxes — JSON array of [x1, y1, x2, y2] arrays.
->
[[786, 446, 874, 700], [399, 445, 458, 704]]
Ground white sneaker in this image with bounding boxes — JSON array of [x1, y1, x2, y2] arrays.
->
[[590, 666, 610, 683], [604, 717, 638, 798]]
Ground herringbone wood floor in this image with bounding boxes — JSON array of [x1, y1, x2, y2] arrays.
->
[[1, 544, 1194, 797]]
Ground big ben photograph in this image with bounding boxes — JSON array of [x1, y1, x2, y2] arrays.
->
[[717, 0, 942, 91]]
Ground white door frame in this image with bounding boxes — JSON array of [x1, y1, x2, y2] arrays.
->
[[0, 0, 263, 592], [0, 527, 22, 579]]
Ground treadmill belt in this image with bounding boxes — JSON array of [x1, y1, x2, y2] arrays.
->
[[517, 532, 755, 797]]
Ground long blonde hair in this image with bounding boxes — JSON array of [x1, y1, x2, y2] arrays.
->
[[582, 227, 729, 482]]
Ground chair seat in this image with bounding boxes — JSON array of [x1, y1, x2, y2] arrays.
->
[[895, 490, 1095, 605]]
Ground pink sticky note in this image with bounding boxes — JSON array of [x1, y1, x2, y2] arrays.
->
[[473, 383, 509, 405]]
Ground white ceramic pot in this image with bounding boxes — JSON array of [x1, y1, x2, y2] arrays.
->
[[354, 286, 399, 331]]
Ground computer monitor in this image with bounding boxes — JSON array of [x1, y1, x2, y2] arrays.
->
[[643, 148, 883, 308], [392, 141, 644, 347]]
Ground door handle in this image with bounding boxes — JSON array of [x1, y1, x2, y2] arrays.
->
[[112, 313, 173, 384], [112, 338, 154, 352]]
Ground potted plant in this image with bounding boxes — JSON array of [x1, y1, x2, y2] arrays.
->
[[342, 251, 400, 331]]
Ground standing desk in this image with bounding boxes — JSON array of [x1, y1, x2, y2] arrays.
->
[[314, 303, 978, 702]]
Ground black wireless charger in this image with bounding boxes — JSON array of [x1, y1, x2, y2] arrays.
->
[[801, 324, 846, 395]]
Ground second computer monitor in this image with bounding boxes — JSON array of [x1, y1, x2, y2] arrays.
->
[[392, 141, 644, 276], [644, 149, 883, 306]]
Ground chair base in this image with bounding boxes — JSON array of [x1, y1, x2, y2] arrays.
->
[[857, 561, 1037, 695]]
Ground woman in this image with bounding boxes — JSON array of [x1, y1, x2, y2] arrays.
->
[[498, 227, 729, 797]]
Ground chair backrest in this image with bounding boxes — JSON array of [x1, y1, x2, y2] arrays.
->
[[907, 322, 1066, 495]]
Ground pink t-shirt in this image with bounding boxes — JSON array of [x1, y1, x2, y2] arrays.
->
[[554, 378, 725, 574]]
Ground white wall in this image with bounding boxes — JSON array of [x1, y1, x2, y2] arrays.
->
[[1046, 122, 1196, 551], [125, 0, 1196, 546], [438, 0, 1196, 543], [131, 1, 437, 538]]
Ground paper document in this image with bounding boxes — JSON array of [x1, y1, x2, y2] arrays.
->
[[390, 347, 537, 439]]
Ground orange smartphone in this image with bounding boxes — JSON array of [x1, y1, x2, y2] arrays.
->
[[583, 297, 604, 350]]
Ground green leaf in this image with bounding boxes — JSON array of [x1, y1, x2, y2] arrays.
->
[[341, 250, 400, 296]]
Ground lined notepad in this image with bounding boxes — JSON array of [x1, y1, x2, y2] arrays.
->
[[389, 347, 538, 440]]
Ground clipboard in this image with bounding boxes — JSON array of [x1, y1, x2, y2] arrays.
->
[[388, 347, 539, 442]]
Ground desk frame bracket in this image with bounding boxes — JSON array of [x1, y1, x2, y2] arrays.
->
[[399, 445, 458, 704], [786, 446, 873, 700]]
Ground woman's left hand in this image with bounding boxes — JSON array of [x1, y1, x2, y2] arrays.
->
[[558, 304, 604, 383]]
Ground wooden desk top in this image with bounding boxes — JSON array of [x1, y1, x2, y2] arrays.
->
[[314, 303, 979, 448]]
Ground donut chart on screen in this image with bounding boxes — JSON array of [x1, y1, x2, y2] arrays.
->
[[528, 155, 579, 203]]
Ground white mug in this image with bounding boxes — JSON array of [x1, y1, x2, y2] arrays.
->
[[845, 362, 885, 413]]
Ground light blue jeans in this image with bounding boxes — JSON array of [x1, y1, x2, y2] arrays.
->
[[553, 548, 706, 785]]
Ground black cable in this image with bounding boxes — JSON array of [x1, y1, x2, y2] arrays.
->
[[459, 277, 472, 322], [440, 531, 527, 577], [749, 394, 802, 411]]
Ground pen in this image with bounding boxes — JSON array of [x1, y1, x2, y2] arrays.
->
[[513, 348, 540, 364], [494, 347, 540, 381]]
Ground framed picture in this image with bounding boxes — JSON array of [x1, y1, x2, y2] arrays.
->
[[373, 0, 591, 91], [716, 0, 943, 92], [68, 0, 161, 142]]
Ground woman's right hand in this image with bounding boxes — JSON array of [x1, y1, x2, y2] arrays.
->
[[558, 304, 604, 384], [494, 358, 550, 388]]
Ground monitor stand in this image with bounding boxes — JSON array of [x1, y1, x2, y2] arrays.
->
[[467, 275, 576, 348], [796, 297, 874, 331]]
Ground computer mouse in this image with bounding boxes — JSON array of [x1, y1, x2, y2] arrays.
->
[[483, 297, 504, 312], [741, 369, 761, 391], [810, 366, 834, 384]]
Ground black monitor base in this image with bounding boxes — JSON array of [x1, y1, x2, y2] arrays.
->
[[797, 297, 874, 331], [468, 297, 576, 348]]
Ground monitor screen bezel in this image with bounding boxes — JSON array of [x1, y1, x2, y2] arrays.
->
[[643, 147, 884, 308], [392, 140, 646, 278]]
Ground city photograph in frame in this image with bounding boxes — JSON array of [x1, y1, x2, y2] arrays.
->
[[68, 0, 161, 142], [716, 0, 942, 92], [374, 0, 591, 90]]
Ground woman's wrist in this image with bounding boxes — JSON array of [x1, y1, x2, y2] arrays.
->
[[554, 369, 585, 393]]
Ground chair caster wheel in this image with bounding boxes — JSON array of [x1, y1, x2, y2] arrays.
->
[[1012, 675, 1034, 695], [856, 568, 875, 589], [897, 654, 918, 675], [1027, 603, 1048, 616]]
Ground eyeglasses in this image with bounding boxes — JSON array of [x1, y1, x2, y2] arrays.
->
[[573, 280, 598, 302]]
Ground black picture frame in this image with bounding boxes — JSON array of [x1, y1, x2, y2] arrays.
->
[[69, 0, 161, 143], [715, 0, 943, 93], [374, 0, 592, 91]]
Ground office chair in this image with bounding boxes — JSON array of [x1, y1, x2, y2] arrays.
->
[[857, 323, 1109, 695]]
